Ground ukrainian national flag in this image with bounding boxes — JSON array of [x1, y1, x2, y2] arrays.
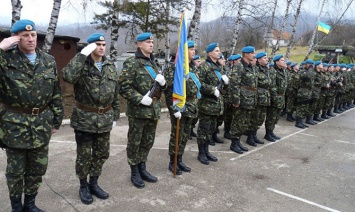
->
[[318, 21, 331, 34], [173, 12, 189, 111]]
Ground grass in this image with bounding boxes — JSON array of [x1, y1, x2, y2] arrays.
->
[[257, 46, 317, 63]]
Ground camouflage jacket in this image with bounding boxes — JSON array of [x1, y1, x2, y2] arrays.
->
[[334, 71, 345, 93], [312, 70, 323, 99], [62, 53, 120, 133], [345, 70, 354, 91], [255, 64, 271, 106], [229, 58, 257, 109], [198, 57, 225, 115], [119, 48, 166, 120], [286, 69, 298, 95], [164, 62, 199, 118], [297, 67, 314, 100], [270, 66, 287, 108], [0, 47, 63, 149]]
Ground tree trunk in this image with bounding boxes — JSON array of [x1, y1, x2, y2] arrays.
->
[[164, 1, 171, 62], [11, 0, 22, 26], [270, 0, 292, 58], [304, 0, 326, 60], [188, 0, 202, 42], [42, 0, 62, 53], [109, 0, 120, 62], [229, 0, 243, 55], [285, 0, 303, 60], [266, 0, 277, 55]]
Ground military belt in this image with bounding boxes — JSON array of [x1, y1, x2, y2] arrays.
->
[[186, 96, 196, 101], [76, 102, 112, 114], [4, 104, 48, 116], [241, 85, 257, 91]]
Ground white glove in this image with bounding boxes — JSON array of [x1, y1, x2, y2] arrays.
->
[[81, 43, 97, 56], [112, 121, 117, 127], [155, 74, 166, 86], [214, 87, 220, 98], [174, 111, 182, 119], [141, 92, 153, 106], [221, 75, 229, 85]]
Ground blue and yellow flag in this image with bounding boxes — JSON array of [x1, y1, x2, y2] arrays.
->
[[318, 21, 331, 34], [173, 12, 189, 111]]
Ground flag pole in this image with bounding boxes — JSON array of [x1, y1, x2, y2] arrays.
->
[[173, 118, 180, 177]]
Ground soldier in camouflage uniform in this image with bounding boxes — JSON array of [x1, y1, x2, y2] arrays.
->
[[229, 46, 257, 153], [295, 60, 315, 129], [0, 20, 64, 211], [164, 40, 200, 175], [344, 64, 354, 108], [309, 61, 323, 123], [189, 55, 202, 139], [349, 64, 355, 107], [264, 54, 287, 141], [119, 32, 167, 188], [320, 63, 331, 119], [325, 64, 337, 117], [62, 33, 120, 204], [286, 63, 299, 122], [196, 42, 228, 164]]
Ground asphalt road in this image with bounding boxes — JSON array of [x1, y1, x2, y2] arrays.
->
[[1, 108, 355, 212]]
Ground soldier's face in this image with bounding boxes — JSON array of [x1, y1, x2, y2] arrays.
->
[[276, 58, 286, 68], [218, 58, 226, 66], [208, 47, 220, 61], [16, 30, 37, 54], [243, 52, 255, 63], [329, 66, 334, 72], [188, 47, 195, 61], [138, 39, 154, 55], [293, 65, 299, 71], [92, 41, 106, 57], [258, 56, 268, 66], [193, 59, 201, 67]]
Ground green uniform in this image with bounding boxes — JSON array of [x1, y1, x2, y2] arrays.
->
[[296, 67, 314, 119], [0, 46, 63, 198], [286, 68, 299, 114], [62, 53, 120, 179], [311, 69, 322, 116], [119, 49, 166, 166]]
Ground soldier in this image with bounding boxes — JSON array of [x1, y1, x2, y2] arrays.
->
[[295, 60, 315, 129], [282, 61, 293, 117], [324, 64, 337, 117], [0, 19, 64, 211], [62, 33, 119, 204], [164, 40, 200, 175], [196, 42, 228, 164], [229, 46, 257, 153], [264, 54, 287, 141], [286, 63, 299, 122], [320, 63, 331, 119], [310, 61, 323, 123], [189, 55, 202, 140], [119, 32, 167, 188]]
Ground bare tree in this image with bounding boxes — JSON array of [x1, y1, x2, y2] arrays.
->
[[265, 0, 277, 54], [42, 0, 62, 53], [187, 0, 202, 43], [108, 0, 120, 61], [164, 1, 171, 62], [270, 0, 292, 58], [11, 0, 22, 26], [229, 0, 244, 55], [285, 0, 304, 60]]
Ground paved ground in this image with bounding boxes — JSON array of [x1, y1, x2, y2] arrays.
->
[[1, 108, 355, 212]]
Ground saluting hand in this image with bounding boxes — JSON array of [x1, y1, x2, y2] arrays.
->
[[0, 36, 21, 51]]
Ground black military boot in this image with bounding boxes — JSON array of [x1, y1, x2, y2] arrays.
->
[[264, 129, 276, 142], [130, 165, 145, 188], [321, 111, 329, 119], [138, 162, 158, 183], [212, 132, 224, 144], [286, 113, 295, 122], [78, 178, 93, 204], [209, 136, 215, 146], [197, 143, 209, 165], [23, 194, 45, 212], [327, 109, 336, 117], [236, 138, 248, 151], [333, 106, 341, 113], [177, 155, 191, 172], [305, 116, 317, 125], [313, 114, 323, 122], [270, 130, 281, 140], [338, 105, 345, 112], [168, 155, 182, 175], [204, 143, 218, 162], [253, 130, 264, 144], [295, 118, 305, 129], [348, 102, 355, 108], [89, 176, 109, 199], [300, 118, 309, 128], [343, 103, 349, 110], [246, 131, 257, 147], [10, 196, 22, 212], [230, 138, 243, 154]]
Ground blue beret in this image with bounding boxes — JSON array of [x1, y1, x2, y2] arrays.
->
[[193, 55, 200, 60], [242, 46, 255, 53], [305, 59, 314, 64], [300, 61, 306, 65], [187, 40, 195, 48], [206, 43, 218, 53], [339, 63, 346, 68], [136, 32, 153, 41], [273, 54, 283, 62], [219, 54, 224, 59], [255, 52, 267, 59], [333, 64, 338, 67], [328, 63, 334, 67], [314, 61, 322, 66], [87, 33, 105, 43], [10, 19, 36, 33], [291, 62, 298, 67], [227, 54, 241, 61], [322, 63, 328, 67], [286, 61, 292, 65], [269, 62, 274, 67]]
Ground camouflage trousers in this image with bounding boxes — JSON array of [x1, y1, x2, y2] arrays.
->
[[323, 94, 335, 111], [191, 117, 198, 129], [230, 107, 253, 138], [334, 93, 344, 107], [286, 95, 297, 114], [74, 130, 110, 179], [127, 117, 158, 166], [250, 105, 267, 131], [6, 145, 48, 198], [316, 93, 326, 114], [168, 114, 193, 155], [265, 106, 281, 131], [222, 104, 234, 132], [296, 102, 309, 119], [197, 113, 218, 145]]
